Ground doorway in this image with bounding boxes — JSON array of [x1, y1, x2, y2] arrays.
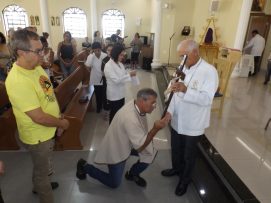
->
[[244, 13, 271, 70]]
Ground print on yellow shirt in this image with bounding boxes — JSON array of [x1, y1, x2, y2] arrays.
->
[[39, 75, 55, 102]]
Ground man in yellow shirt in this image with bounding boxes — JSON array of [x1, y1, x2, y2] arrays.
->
[[5, 29, 69, 203]]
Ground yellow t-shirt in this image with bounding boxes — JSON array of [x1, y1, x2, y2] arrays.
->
[[5, 63, 60, 144]]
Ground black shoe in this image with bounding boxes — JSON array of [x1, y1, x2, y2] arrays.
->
[[161, 169, 179, 177], [125, 171, 147, 187], [175, 182, 188, 196], [32, 182, 59, 194], [264, 81, 268, 85], [76, 159, 87, 180]]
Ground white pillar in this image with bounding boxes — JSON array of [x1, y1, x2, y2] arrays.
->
[[39, 0, 51, 45], [90, 0, 98, 39], [233, 0, 253, 50], [231, 0, 253, 77], [151, 0, 162, 69]]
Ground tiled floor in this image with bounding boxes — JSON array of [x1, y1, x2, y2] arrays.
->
[[206, 70, 271, 203], [0, 151, 201, 203], [0, 69, 201, 203]]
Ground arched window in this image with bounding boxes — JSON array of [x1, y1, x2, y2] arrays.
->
[[102, 9, 125, 38], [63, 7, 87, 38], [2, 4, 28, 32]]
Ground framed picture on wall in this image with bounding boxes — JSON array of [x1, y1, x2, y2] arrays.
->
[[35, 16, 40, 26], [30, 15, 35, 26], [51, 17, 55, 26], [251, 0, 265, 12], [56, 17, 60, 26]]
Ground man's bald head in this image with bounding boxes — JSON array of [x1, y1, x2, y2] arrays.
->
[[177, 39, 199, 55], [177, 39, 200, 68]]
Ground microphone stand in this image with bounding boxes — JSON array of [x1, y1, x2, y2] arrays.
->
[[167, 32, 176, 68]]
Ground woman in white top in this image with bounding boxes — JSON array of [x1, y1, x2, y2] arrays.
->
[[40, 36, 54, 77], [104, 44, 136, 123]]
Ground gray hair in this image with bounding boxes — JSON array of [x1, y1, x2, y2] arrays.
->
[[10, 29, 40, 57], [137, 88, 157, 100], [177, 39, 199, 55]]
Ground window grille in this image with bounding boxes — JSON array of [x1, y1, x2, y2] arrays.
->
[[2, 4, 28, 33], [63, 7, 87, 38], [102, 9, 125, 38]]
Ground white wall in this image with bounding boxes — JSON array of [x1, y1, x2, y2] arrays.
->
[[0, 0, 247, 64]]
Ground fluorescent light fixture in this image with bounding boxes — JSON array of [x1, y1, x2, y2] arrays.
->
[[236, 137, 271, 170]]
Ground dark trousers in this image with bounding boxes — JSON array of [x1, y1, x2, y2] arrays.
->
[[83, 150, 149, 188], [131, 52, 140, 64], [171, 128, 202, 184], [0, 189, 4, 203], [94, 85, 104, 113], [254, 56, 261, 74], [108, 98, 125, 124], [265, 60, 271, 82], [102, 77, 110, 111]]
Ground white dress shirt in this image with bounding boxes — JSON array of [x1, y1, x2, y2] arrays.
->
[[167, 58, 219, 136], [244, 34, 265, 56], [104, 58, 131, 101], [85, 52, 107, 85]]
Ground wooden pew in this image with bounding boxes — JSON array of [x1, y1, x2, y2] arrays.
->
[[0, 83, 19, 150], [54, 65, 93, 150]]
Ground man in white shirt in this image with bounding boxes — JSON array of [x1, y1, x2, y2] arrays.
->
[[244, 30, 265, 75], [85, 42, 107, 113], [76, 88, 170, 188], [161, 40, 218, 196]]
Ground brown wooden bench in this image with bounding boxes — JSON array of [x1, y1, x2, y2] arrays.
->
[[0, 82, 19, 150], [54, 65, 93, 150]]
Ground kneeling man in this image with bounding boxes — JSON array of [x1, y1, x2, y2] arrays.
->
[[76, 88, 170, 188]]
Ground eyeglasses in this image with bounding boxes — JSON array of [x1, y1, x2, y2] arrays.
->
[[20, 48, 44, 55]]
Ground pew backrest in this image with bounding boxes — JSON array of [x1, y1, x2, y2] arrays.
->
[[54, 66, 84, 112]]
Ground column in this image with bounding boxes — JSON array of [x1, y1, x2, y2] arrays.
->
[[90, 0, 98, 39], [233, 0, 253, 50], [231, 0, 253, 77], [39, 0, 51, 45], [151, 0, 162, 69]]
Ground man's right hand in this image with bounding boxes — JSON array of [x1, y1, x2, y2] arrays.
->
[[153, 114, 171, 131], [60, 118, 69, 130]]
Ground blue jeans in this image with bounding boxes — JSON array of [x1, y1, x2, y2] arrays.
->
[[84, 150, 149, 188], [59, 61, 74, 78]]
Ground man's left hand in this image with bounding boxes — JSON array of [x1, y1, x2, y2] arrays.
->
[[171, 82, 187, 93], [56, 128, 64, 137]]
